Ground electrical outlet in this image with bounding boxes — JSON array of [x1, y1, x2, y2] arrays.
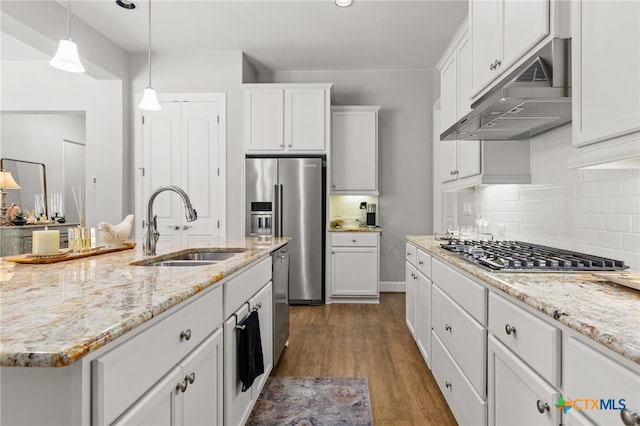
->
[[463, 203, 472, 216]]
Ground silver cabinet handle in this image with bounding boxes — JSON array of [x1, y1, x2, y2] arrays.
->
[[418, 260, 424, 266], [445, 324, 452, 332], [621, 408, 640, 425], [167, 225, 180, 230], [288, 143, 293, 148], [186, 372, 195, 385], [280, 143, 284, 148], [352, 239, 357, 243], [180, 329, 192, 341], [505, 324, 517, 335], [182, 225, 192, 230], [176, 380, 188, 393], [176, 373, 196, 393], [536, 400, 550, 413], [445, 381, 452, 389], [407, 252, 412, 256]]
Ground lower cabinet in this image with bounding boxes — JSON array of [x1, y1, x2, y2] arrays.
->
[[114, 329, 223, 426], [329, 232, 380, 301], [487, 335, 560, 426], [415, 271, 431, 366], [405, 261, 418, 338]]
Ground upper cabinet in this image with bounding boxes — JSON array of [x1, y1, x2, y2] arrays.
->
[[470, 0, 568, 99], [331, 106, 380, 195], [243, 84, 333, 154], [569, 0, 640, 168]]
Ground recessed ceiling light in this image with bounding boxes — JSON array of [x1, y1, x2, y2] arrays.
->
[[335, 0, 353, 7], [116, 0, 136, 9]]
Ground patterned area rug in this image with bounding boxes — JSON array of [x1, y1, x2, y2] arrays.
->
[[246, 376, 373, 426]]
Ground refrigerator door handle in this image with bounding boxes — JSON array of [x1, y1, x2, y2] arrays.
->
[[278, 184, 283, 237], [274, 184, 283, 237]]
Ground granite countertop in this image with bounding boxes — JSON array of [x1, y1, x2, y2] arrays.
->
[[406, 235, 640, 365], [329, 226, 383, 233], [0, 237, 289, 367]]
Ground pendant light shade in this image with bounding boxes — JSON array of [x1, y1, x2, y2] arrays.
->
[[335, 0, 353, 7], [50, 0, 85, 73], [138, 0, 161, 111]]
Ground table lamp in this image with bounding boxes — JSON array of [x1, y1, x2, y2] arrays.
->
[[0, 170, 21, 226]]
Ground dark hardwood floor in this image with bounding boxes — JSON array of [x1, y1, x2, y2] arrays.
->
[[271, 293, 457, 425]]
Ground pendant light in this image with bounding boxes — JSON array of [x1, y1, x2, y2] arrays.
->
[[335, 0, 353, 7], [50, 0, 85, 73], [138, 0, 161, 111]]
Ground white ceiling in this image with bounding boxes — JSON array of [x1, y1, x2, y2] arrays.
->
[[41, 0, 468, 72]]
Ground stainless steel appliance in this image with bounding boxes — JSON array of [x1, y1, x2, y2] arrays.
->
[[366, 203, 376, 226], [246, 157, 325, 304], [440, 240, 629, 272], [272, 245, 289, 365]]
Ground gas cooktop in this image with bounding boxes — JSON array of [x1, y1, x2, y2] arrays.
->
[[440, 240, 629, 272]]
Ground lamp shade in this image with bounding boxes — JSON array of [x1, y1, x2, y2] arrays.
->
[[0, 171, 21, 190], [138, 87, 162, 111], [335, 0, 353, 7], [49, 39, 86, 73]]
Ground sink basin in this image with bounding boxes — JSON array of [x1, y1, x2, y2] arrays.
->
[[133, 248, 248, 267]]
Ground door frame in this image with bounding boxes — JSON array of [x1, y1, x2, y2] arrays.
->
[[134, 92, 227, 242]]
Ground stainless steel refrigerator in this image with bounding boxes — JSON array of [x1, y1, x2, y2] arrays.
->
[[245, 157, 325, 304]]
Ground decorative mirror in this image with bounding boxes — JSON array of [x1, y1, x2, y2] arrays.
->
[[0, 158, 47, 219]]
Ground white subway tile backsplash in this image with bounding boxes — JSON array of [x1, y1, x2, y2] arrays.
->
[[622, 233, 640, 252], [583, 214, 605, 230], [613, 196, 640, 215], [597, 231, 622, 249], [622, 176, 640, 195], [589, 197, 613, 214], [605, 215, 632, 232], [632, 216, 640, 233], [612, 249, 640, 271]]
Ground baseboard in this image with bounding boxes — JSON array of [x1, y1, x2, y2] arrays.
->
[[380, 281, 405, 292]]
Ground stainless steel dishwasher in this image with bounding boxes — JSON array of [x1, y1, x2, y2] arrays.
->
[[272, 245, 290, 366]]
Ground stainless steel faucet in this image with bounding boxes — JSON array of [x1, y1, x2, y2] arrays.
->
[[143, 185, 198, 255]]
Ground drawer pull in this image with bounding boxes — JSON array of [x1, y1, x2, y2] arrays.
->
[[505, 324, 517, 335], [186, 372, 196, 385], [620, 408, 640, 426], [445, 381, 452, 389], [352, 239, 357, 243], [407, 252, 412, 256], [180, 329, 192, 341], [176, 373, 196, 393], [536, 400, 550, 413], [445, 324, 452, 332], [418, 260, 424, 266], [253, 302, 263, 311]]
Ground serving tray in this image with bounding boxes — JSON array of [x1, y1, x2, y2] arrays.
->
[[5, 242, 136, 264]]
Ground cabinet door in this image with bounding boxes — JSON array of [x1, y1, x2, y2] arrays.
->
[[457, 33, 473, 118], [180, 329, 224, 426], [458, 140, 481, 179], [331, 247, 379, 296], [488, 335, 560, 426], [471, 0, 502, 95], [416, 273, 431, 366], [440, 53, 458, 131], [332, 110, 378, 193], [250, 282, 273, 396], [285, 89, 326, 152], [244, 89, 285, 152], [502, 0, 549, 69], [405, 262, 418, 338], [440, 140, 458, 183], [112, 367, 181, 426], [572, 0, 640, 147]]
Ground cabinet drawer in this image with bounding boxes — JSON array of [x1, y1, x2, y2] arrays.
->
[[331, 232, 378, 247], [488, 292, 560, 386], [432, 331, 487, 426], [416, 249, 432, 279], [432, 258, 487, 324], [432, 284, 486, 396], [405, 242, 417, 266], [224, 256, 271, 317], [93, 285, 223, 426], [565, 336, 640, 426]]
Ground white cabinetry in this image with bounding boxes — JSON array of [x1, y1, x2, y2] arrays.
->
[[415, 250, 432, 367], [138, 94, 226, 243], [331, 106, 380, 195], [93, 286, 224, 426], [405, 243, 418, 338], [243, 84, 332, 154], [470, 0, 550, 97], [570, 0, 640, 168], [330, 232, 380, 301], [565, 336, 640, 426]]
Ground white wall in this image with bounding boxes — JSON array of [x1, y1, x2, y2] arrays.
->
[[258, 70, 434, 282], [1, 62, 123, 228], [476, 125, 640, 270], [129, 51, 246, 238]]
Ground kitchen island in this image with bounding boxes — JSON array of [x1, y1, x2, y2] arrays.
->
[[406, 235, 639, 426], [0, 236, 288, 425]]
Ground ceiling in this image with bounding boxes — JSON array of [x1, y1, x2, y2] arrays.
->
[[36, 0, 468, 72]]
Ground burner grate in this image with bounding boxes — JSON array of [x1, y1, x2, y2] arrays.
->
[[440, 240, 628, 272]]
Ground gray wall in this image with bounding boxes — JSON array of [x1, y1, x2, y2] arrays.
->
[[259, 70, 435, 282]]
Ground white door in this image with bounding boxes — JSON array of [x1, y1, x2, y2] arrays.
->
[[138, 95, 225, 245], [285, 89, 326, 151], [244, 89, 285, 152]]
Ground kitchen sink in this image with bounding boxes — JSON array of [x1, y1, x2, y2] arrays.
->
[[133, 248, 248, 267]]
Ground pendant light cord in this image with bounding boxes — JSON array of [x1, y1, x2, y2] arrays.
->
[[147, 0, 152, 88], [66, 0, 71, 40]]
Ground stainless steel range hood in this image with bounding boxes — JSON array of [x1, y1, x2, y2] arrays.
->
[[441, 39, 571, 141]]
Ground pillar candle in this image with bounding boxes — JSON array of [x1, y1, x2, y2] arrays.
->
[[32, 228, 60, 255]]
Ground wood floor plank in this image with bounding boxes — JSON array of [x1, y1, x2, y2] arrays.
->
[[271, 293, 457, 425]]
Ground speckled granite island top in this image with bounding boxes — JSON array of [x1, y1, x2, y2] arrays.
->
[[0, 237, 289, 367], [407, 235, 640, 365]]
